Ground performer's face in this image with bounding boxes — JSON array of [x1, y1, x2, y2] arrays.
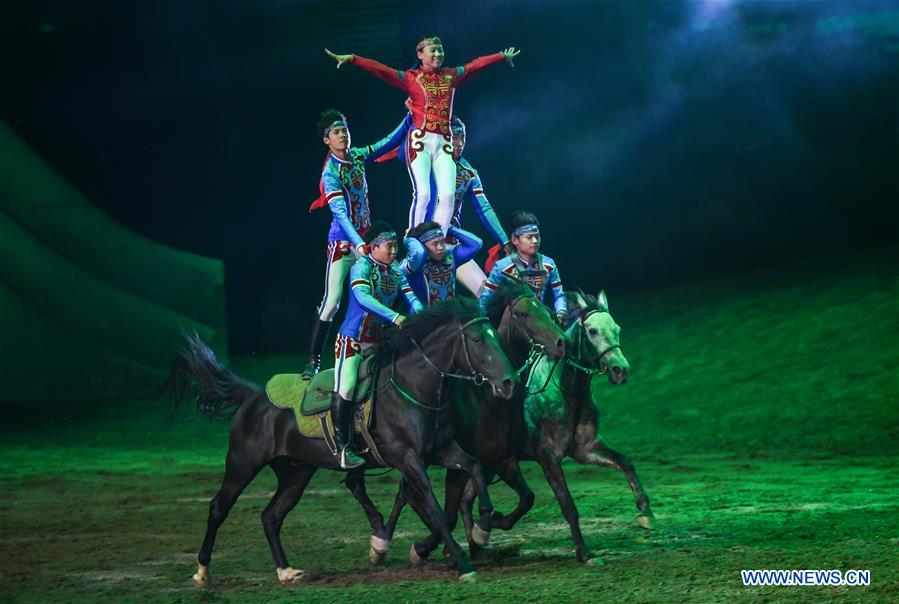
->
[[323, 125, 350, 153], [451, 132, 465, 160], [424, 236, 447, 261], [417, 44, 445, 70], [371, 239, 398, 264], [512, 233, 541, 257]]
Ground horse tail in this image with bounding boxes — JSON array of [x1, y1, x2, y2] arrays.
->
[[168, 331, 258, 420]]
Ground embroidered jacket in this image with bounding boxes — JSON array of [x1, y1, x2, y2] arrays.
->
[[350, 54, 505, 137], [313, 115, 410, 247], [400, 227, 482, 306], [339, 254, 423, 343], [479, 252, 567, 315]]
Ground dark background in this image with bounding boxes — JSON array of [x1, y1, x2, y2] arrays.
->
[[2, 0, 897, 354]]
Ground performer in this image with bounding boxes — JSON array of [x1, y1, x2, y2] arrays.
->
[[324, 38, 520, 233], [303, 109, 410, 379], [479, 210, 567, 324], [332, 221, 423, 468], [400, 220, 482, 306], [442, 116, 508, 296]]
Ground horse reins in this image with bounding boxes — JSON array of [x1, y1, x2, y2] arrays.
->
[[389, 316, 492, 412]]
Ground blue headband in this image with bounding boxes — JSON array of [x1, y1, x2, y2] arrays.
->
[[323, 119, 348, 137], [511, 224, 540, 238], [370, 231, 397, 247], [417, 228, 444, 244]]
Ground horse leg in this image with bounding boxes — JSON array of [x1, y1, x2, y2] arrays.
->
[[430, 440, 494, 548], [261, 458, 317, 584], [195, 449, 266, 586], [490, 458, 536, 531], [384, 477, 409, 539], [414, 468, 470, 559], [344, 471, 391, 565], [572, 438, 655, 530], [536, 449, 598, 564], [396, 452, 478, 580]]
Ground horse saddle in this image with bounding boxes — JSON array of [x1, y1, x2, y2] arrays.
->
[[264, 356, 386, 465]]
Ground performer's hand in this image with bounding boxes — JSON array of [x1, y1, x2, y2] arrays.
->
[[394, 315, 407, 328], [501, 47, 521, 67], [325, 49, 353, 69], [404, 97, 414, 113], [555, 310, 567, 327]]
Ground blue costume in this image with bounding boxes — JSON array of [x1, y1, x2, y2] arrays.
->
[[480, 252, 567, 316], [400, 226, 482, 306], [431, 157, 508, 246], [334, 254, 422, 400]]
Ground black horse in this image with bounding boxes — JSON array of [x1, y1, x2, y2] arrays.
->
[[169, 299, 519, 584], [381, 281, 569, 564], [390, 291, 653, 565]]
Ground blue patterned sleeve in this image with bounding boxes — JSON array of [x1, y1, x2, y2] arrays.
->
[[479, 263, 505, 312], [398, 271, 424, 315], [448, 226, 482, 267], [400, 236, 426, 275], [466, 169, 508, 245], [349, 260, 400, 323], [324, 173, 364, 247], [362, 114, 412, 163], [547, 261, 567, 316]]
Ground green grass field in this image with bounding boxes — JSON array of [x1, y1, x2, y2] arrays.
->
[[2, 247, 897, 603]]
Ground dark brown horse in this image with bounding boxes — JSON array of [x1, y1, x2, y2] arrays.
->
[[169, 299, 520, 584]]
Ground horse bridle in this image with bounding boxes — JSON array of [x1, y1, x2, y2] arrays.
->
[[565, 309, 621, 376], [502, 293, 548, 376], [390, 316, 494, 411]]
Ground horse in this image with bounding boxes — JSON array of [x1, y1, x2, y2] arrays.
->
[[393, 290, 654, 565], [169, 298, 520, 584], [376, 280, 569, 566]]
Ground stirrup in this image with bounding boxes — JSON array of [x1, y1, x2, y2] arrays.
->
[[339, 445, 365, 469]]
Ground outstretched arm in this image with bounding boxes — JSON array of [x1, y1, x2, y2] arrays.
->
[[454, 47, 521, 86], [449, 227, 482, 267], [325, 49, 407, 90], [465, 171, 508, 245], [363, 114, 412, 163]]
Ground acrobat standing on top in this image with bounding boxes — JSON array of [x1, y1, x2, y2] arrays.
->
[[304, 109, 410, 379], [325, 37, 520, 233]]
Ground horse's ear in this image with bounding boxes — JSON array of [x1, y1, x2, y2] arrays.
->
[[597, 289, 608, 310], [572, 290, 589, 312]]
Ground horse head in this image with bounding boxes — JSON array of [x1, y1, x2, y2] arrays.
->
[[568, 290, 630, 384], [487, 281, 566, 360], [382, 298, 518, 399]]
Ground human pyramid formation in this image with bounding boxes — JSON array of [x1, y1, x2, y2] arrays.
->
[[308, 36, 567, 469]]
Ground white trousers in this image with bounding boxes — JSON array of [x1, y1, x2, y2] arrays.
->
[[406, 129, 456, 232]]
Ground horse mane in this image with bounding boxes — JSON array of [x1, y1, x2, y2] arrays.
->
[[376, 297, 482, 360], [564, 290, 607, 326], [485, 280, 534, 327]]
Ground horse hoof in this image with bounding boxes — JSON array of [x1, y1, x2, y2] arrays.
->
[[370, 534, 390, 555], [459, 571, 478, 583], [471, 523, 491, 547], [276, 566, 305, 584], [587, 556, 607, 567], [369, 547, 387, 566], [408, 544, 425, 567], [193, 564, 209, 587], [636, 514, 655, 530]]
